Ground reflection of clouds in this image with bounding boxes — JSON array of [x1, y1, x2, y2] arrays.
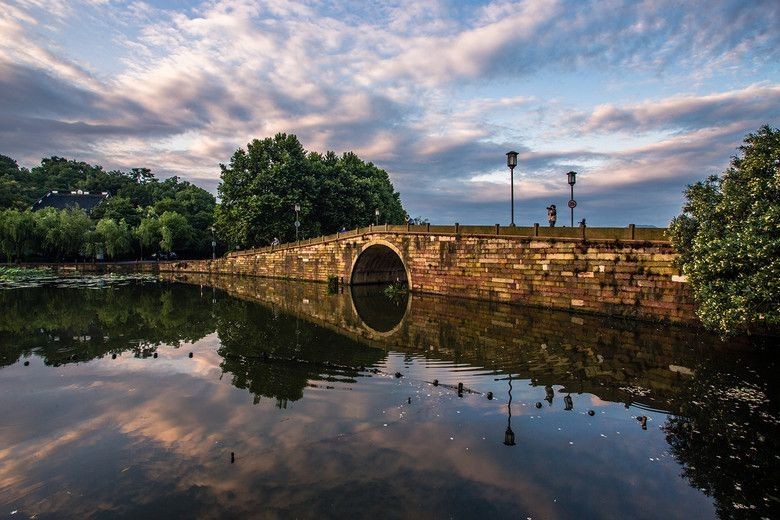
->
[[0, 339, 717, 518]]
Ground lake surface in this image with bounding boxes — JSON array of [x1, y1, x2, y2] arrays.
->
[[0, 274, 777, 519]]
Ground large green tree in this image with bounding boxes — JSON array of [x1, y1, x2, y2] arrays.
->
[[215, 133, 406, 248], [669, 125, 780, 334]]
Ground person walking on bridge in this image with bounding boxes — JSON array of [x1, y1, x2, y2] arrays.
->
[[546, 204, 557, 227]]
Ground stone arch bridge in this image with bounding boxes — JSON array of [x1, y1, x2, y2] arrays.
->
[[161, 224, 694, 323]]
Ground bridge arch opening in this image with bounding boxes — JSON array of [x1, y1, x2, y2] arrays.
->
[[350, 243, 409, 286]]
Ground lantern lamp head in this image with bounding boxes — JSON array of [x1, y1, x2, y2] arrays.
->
[[506, 151, 518, 168], [567, 171, 577, 186]]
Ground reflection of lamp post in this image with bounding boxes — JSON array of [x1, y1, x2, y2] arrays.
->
[[506, 151, 518, 227], [504, 375, 516, 446], [567, 171, 577, 227], [210, 226, 216, 260], [375, 208, 380, 226], [294, 203, 301, 241]]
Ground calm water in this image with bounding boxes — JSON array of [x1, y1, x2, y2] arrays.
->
[[0, 274, 777, 519]]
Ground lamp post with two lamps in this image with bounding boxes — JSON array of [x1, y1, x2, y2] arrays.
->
[[210, 226, 216, 260], [567, 170, 577, 227], [294, 203, 301, 241]]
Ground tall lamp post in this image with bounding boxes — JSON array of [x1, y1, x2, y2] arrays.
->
[[506, 151, 518, 227], [294, 203, 301, 241], [375, 208, 380, 226], [567, 171, 577, 227], [210, 226, 216, 260]]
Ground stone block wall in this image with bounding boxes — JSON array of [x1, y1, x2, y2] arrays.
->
[[158, 230, 695, 323]]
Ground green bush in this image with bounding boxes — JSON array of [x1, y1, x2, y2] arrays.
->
[[669, 126, 780, 334]]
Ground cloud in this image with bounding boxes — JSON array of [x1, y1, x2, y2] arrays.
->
[[0, 0, 778, 225], [575, 84, 780, 134]]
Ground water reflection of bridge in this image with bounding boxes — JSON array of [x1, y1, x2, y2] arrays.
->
[[163, 272, 744, 414]]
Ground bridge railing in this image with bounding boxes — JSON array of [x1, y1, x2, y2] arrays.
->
[[227, 224, 668, 258]]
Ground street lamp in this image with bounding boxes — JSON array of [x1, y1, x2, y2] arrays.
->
[[506, 151, 518, 226], [567, 170, 577, 227], [375, 208, 380, 226], [294, 203, 301, 241], [210, 226, 216, 260]]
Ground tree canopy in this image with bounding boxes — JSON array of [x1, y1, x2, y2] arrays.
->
[[215, 133, 407, 248], [669, 125, 780, 334], [0, 155, 216, 259]]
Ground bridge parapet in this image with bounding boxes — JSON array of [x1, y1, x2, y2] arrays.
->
[[229, 224, 668, 258]]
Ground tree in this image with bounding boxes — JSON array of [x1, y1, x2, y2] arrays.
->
[[669, 125, 780, 334], [158, 211, 193, 253], [216, 133, 407, 248], [0, 156, 25, 210], [0, 209, 36, 262], [57, 208, 92, 259], [135, 213, 161, 258], [34, 207, 91, 261], [91, 196, 141, 228], [95, 218, 132, 259]]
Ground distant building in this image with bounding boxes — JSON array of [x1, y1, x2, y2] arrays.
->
[[31, 190, 109, 214]]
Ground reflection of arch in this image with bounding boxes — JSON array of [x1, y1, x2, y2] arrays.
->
[[350, 285, 411, 337], [349, 240, 410, 286]]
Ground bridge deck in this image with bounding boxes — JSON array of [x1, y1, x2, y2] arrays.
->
[[229, 224, 668, 258]]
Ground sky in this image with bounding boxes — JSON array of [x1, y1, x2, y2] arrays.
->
[[1, 0, 779, 226]]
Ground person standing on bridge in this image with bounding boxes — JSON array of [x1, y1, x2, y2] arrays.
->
[[547, 204, 557, 227]]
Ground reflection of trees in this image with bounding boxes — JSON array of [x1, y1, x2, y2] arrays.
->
[[214, 297, 384, 408], [662, 359, 779, 519], [0, 283, 215, 366]]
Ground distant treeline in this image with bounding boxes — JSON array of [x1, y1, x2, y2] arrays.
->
[[1, 133, 409, 261], [0, 155, 216, 261]]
